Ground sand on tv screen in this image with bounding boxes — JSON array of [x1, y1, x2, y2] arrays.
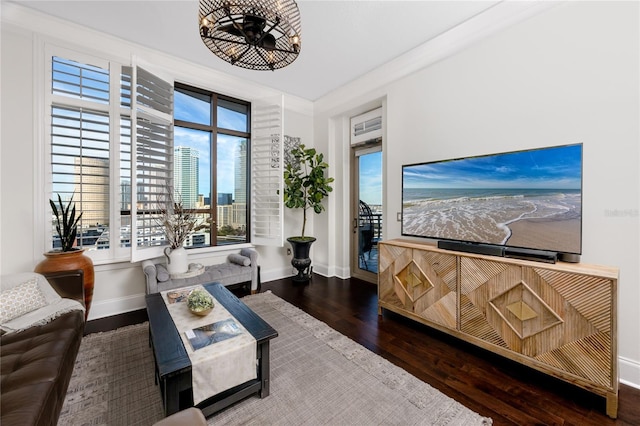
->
[[401, 143, 583, 255]]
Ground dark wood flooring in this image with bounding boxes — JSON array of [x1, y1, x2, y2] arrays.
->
[[87, 274, 640, 425]]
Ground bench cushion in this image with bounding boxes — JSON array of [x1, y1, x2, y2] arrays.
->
[[143, 248, 259, 294]]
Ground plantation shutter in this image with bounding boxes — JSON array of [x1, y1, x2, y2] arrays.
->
[[129, 62, 174, 262], [48, 53, 112, 261], [251, 95, 284, 247]]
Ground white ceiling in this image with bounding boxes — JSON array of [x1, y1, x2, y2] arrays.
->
[[11, 0, 500, 101]]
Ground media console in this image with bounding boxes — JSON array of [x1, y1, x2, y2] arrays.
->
[[379, 239, 619, 418]]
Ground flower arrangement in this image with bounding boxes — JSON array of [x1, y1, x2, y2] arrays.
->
[[50, 193, 83, 252], [187, 289, 214, 315], [156, 188, 210, 249]]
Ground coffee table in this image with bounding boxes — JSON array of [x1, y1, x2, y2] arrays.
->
[[145, 282, 278, 417]]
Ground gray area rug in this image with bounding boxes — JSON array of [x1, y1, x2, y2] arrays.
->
[[59, 291, 492, 425]]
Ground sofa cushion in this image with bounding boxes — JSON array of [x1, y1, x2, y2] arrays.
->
[[0, 278, 47, 323], [0, 310, 84, 426]]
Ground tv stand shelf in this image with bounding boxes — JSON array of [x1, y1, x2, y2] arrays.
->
[[378, 239, 619, 418]]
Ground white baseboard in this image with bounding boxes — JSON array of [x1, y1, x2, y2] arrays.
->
[[86, 294, 146, 321], [620, 356, 640, 389]]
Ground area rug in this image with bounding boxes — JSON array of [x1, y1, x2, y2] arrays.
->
[[59, 291, 492, 425]]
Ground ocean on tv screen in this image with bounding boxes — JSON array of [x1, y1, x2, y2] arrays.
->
[[402, 188, 581, 254]]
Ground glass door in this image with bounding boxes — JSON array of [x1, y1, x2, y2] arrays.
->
[[351, 144, 382, 283]]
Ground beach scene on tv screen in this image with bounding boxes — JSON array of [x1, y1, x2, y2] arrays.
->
[[402, 144, 582, 254]]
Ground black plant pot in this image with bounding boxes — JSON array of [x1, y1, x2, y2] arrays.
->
[[287, 237, 316, 283]]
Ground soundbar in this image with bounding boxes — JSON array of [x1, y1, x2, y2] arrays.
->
[[437, 240, 504, 257], [437, 240, 558, 264]]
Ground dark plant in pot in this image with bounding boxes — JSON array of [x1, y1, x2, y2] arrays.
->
[[283, 144, 334, 282], [34, 193, 95, 319]]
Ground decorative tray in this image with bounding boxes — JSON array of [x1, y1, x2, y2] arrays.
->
[[170, 263, 205, 279]]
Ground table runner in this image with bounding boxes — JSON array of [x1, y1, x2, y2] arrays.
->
[[160, 285, 257, 405]]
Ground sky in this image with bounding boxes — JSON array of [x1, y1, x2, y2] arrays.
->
[[174, 89, 248, 198], [403, 144, 582, 190], [359, 151, 382, 206]]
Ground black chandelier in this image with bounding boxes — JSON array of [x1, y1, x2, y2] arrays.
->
[[199, 0, 302, 71]]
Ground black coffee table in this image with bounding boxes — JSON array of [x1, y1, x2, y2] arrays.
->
[[145, 282, 278, 417]]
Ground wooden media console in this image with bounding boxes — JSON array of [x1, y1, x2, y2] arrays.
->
[[378, 239, 619, 418]]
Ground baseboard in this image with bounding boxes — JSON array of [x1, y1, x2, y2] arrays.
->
[[87, 293, 146, 321], [620, 356, 640, 389]]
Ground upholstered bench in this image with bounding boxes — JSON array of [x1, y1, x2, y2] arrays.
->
[[142, 248, 259, 294]]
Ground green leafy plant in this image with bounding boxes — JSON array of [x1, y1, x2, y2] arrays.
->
[[283, 144, 334, 239], [50, 193, 83, 252], [187, 289, 214, 313]]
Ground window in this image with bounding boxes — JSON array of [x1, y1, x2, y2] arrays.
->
[[47, 51, 176, 262], [45, 48, 260, 263], [48, 53, 128, 262], [173, 83, 250, 247]]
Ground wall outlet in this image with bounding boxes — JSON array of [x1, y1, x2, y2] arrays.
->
[[397, 212, 402, 221], [286, 248, 292, 256]]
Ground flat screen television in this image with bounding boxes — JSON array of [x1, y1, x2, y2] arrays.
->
[[401, 143, 583, 260]]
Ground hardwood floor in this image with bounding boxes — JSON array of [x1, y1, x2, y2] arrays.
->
[[259, 275, 640, 426], [87, 274, 640, 425]]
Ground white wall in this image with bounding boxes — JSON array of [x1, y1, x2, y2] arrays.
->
[[315, 1, 639, 387], [0, 4, 312, 320]]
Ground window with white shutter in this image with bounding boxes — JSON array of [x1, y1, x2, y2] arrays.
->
[[46, 49, 174, 263], [251, 95, 284, 247], [45, 46, 280, 262], [47, 53, 117, 261]]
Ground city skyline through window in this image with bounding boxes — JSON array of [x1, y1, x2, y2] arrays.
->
[[174, 83, 250, 247], [48, 55, 250, 256]]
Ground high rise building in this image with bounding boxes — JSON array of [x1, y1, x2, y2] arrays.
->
[[218, 193, 232, 205], [234, 142, 247, 204], [75, 157, 109, 226], [233, 142, 247, 228], [174, 146, 199, 209]]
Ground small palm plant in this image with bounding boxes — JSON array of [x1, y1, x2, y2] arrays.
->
[[50, 193, 83, 252]]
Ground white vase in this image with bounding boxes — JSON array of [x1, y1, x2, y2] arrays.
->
[[164, 246, 188, 275]]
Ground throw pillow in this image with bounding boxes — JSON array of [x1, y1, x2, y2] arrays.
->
[[156, 264, 170, 282], [0, 277, 48, 323], [228, 253, 251, 266]]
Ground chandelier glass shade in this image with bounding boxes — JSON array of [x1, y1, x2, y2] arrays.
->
[[199, 0, 302, 71]]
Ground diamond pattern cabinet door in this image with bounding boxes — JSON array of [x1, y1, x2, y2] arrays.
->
[[379, 243, 412, 308], [378, 242, 456, 330], [531, 268, 615, 390], [460, 256, 614, 390], [411, 250, 457, 329]]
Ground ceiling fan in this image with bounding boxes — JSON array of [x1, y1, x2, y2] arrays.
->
[[199, 0, 301, 71]]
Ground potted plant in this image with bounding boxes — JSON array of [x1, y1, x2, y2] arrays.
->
[[187, 288, 215, 316], [283, 144, 334, 282], [157, 189, 210, 275], [34, 194, 94, 319]]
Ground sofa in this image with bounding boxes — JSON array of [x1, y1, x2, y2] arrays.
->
[[1, 270, 85, 426], [143, 247, 260, 294]]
